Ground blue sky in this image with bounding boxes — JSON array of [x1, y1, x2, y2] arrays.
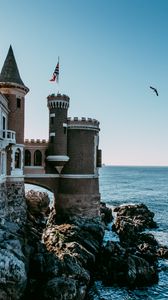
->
[[0, 0, 168, 166]]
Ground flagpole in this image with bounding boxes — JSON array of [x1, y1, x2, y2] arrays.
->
[[57, 56, 59, 94]]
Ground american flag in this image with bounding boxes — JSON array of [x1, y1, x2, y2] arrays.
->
[[50, 61, 59, 82]]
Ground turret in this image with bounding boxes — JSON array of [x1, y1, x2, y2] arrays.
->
[[0, 45, 29, 144], [64, 117, 100, 174], [46, 93, 69, 173]]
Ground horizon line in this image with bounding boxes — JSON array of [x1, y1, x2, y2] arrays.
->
[[102, 164, 168, 167]]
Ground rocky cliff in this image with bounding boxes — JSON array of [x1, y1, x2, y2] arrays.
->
[[0, 186, 168, 300]]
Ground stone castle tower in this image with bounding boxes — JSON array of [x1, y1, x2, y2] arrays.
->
[[0, 46, 102, 218], [0, 46, 29, 145], [46, 93, 70, 174]]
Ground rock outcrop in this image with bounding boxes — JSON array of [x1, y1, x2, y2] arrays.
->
[[93, 203, 168, 288], [24, 201, 105, 300], [1, 187, 168, 299], [0, 182, 27, 300]]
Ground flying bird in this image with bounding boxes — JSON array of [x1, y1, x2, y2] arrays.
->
[[150, 86, 159, 96]]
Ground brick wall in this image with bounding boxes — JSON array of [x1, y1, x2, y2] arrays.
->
[[7, 94, 25, 144], [48, 108, 68, 156], [64, 129, 95, 174]]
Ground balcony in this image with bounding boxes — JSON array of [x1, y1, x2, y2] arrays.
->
[[0, 130, 16, 145]]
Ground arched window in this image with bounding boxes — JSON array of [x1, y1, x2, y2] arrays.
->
[[15, 148, 21, 168], [34, 150, 42, 166], [25, 150, 31, 166]]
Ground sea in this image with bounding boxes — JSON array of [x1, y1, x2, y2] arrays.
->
[[26, 165, 168, 300]]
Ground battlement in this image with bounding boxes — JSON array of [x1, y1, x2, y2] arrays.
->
[[24, 139, 48, 144], [47, 93, 70, 101], [67, 117, 100, 131], [47, 93, 70, 109]]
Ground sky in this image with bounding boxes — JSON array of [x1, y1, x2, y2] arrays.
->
[[0, 0, 168, 166]]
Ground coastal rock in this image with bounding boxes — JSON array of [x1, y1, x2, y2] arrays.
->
[[25, 201, 104, 300], [92, 204, 162, 288], [0, 249, 27, 299], [157, 246, 168, 258], [4, 187, 164, 299], [25, 190, 50, 217], [127, 254, 158, 286], [95, 240, 158, 287], [100, 202, 113, 225], [0, 221, 27, 300], [112, 203, 157, 244]]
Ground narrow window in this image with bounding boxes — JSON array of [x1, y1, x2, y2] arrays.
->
[[17, 98, 21, 108], [3, 116, 6, 130], [63, 123, 67, 134], [25, 150, 31, 166], [64, 127, 67, 134], [0, 153, 1, 175], [50, 117, 54, 125], [2, 116, 6, 138], [34, 150, 42, 166], [50, 136, 54, 143], [15, 148, 21, 168]]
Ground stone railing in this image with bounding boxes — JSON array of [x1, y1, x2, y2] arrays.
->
[[0, 130, 16, 144]]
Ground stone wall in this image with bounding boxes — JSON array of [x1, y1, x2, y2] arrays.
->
[[0, 179, 27, 224], [56, 178, 100, 217], [0, 181, 7, 218], [56, 193, 100, 217], [6, 93, 25, 144]]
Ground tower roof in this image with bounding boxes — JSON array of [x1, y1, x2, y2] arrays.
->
[[0, 45, 25, 86]]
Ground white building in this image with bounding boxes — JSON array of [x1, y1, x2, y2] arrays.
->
[[0, 92, 17, 181]]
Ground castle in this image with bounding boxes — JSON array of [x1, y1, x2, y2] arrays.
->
[[0, 46, 101, 218]]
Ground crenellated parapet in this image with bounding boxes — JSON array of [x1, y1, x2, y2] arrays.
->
[[47, 93, 69, 109], [25, 139, 48, 144], [67, 117, 100, 131]]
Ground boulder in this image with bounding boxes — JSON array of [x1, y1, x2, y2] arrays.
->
[[0, 221, 27, 300], [113, 203, 157, 244], [95, 240, 158, 287], [25, 190, 50, 217]]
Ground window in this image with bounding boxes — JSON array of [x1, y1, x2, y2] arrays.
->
[[17, 98, 21, 108], [63, 123, 67, 134], [34, 150, 42, 166], [25, 150, 31, 166], [2, 116, 6, 138], [15, 148, 21, 168], [50, 117, 54, 125], [3, 116, 6, 130], [0, 153, 1, 175], [64, 127, 67, 134], [1, 152, 6, 175], [50, 136, 54, 143]]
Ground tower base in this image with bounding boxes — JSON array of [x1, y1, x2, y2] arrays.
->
[[56, 193, 100, 218]]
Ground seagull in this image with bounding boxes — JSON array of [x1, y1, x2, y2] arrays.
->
[[150, 86, 159, 96]]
